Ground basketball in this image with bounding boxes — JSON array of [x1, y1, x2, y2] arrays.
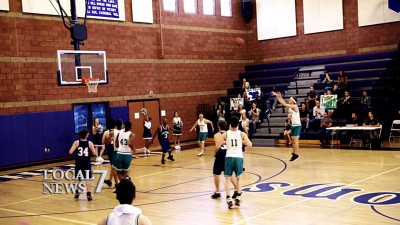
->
[[235, 37, 245, 46]]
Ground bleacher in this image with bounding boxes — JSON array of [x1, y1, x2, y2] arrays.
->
[[224, 50, 399, 146]]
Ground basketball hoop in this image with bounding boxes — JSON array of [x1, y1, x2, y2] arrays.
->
[[82, 78, 100, 93]]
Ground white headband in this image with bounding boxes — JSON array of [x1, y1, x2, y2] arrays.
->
[[290, 97, 297, 104]]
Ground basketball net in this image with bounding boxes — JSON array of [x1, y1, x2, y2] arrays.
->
[[82, 78, 100, 93]]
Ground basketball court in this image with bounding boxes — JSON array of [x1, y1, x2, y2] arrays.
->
[[0, 143, 399, 225]]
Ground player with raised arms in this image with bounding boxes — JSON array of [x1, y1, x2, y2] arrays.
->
[[190, 113, 214, 156], [272, 91, 302, 161]]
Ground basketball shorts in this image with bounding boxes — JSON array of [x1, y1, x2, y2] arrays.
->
[[143, 129, 152, 139], [213, 150, 226, 175], [159, 140, 172, 153], [291, 125, 302, 138], [224, 157, 244, 178], [75, 164, 92, 180], [93, 133, 102, 146], [173, 126, 182, 136], [113, 153, 132, 171], [198, 132, 208, 142]]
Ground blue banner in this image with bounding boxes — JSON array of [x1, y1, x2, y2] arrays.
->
[[87, 0, 119, 19]]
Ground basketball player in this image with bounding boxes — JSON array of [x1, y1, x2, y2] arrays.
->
[[211, 120, 238, 199], [114, 121, 135, 180], [97, 178, 152, 225], [152, 118, 175, 164], [92, 118, 105, 161], [216, 116, 252, 208], [143, 115, 152, 156], [102, 120, 122, 188], [272, 91, 301, 161], [68, 129, 98, 201], [172, 111, 183, 150], [190, 113, 214, 156]]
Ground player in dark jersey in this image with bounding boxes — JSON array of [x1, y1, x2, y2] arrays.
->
[[68, 129, 98, 201], [143, 115, 153, 155], [102, 120, 116, 188], [152, 118, 175, 164]]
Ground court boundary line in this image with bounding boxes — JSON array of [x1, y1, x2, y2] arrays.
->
[[232, 165, 400, 225], [0, 207, 96, 225]]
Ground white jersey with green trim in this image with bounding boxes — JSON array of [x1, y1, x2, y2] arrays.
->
[[117, 130, 132, 155], [107, 204, 142, 225], [197, 119, 208, 133], [226, 129, 243, 158]]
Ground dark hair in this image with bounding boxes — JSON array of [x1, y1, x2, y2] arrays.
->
[[217, 120, 228, 131], [116, 119, 123, 130], [107, 120, 115, 130], [78, 129, 89, 139], [230, 116, 239, 128], [124, 121, 132, 132], [116, 177, 136, 204], [174, 111, 178, 116]]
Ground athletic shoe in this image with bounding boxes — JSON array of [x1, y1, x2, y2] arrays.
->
[[167, 155, 175, 161], [104, 179, 112, 187], [226, 198, 233, 209], [146, 149, 151, 154], [161, 159, 166, 164], [211, 192, 221, 199], [74, 190, 80, 199], [174, 145, 179, 150], [87, 192, 93, 201], [177, 145, 181, 150], [232, 191, 242, 206], [197, 150, 204, 156], [290, 153, 299, 162], [96, 157, 104, 162]]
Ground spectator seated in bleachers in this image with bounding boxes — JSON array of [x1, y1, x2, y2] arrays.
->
[[306, 86, 319, 110], [216, 104, 225, 121], [337, 70, 348, 96], [337, 91, 353, 121], [323, 90, 336, 118], [248, 102, 261, 134], [322, 72, 334, 91], [319, 112, 333, 147], [299, 103, 310, 132], [361, 90, 372, 119], [214, 98, 226, 112], [234, 104, 246, 119], [309, 100, 325, 131]]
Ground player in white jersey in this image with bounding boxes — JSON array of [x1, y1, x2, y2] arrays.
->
[[272, 92, 302, 161], [97, 178, 152, 225], [190, 113, 214, 156], [216, 116, 252, 209], [114, 121, 135, 180]]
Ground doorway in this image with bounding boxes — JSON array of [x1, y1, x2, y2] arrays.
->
[[128, 99, 161, 150]]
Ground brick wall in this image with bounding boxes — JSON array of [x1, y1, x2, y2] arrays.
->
[[0, 0, 250, 141], [247, 0, 400, 63]]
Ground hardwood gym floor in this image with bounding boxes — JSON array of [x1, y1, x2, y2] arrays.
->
[[0, 142, 399, 225]]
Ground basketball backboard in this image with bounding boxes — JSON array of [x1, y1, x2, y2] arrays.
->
[[57, 50, 108, 86]]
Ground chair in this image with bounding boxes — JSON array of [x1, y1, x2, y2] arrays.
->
[[389, 120, 400, 141]]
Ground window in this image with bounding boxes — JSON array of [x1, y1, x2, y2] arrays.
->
[[163, 0, 178, 12], [203, 0, 215, 15], [73, 102, 110, 133], [221, 0, 232, 17], [184, 0, 197, 14]]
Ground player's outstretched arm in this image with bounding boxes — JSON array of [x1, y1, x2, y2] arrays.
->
[[68, 141, 78, 155], [213, 132, 221, 156], [89, 141, 98, 158], [151, 126, 160, 144], [272, 91, 298, 112], [242, 132, 252, 147], [206, 119, 215, 131], [189, 122, 197, 132]]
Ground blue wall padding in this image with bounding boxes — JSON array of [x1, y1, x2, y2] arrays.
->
[[0, 115, 15, 167]]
